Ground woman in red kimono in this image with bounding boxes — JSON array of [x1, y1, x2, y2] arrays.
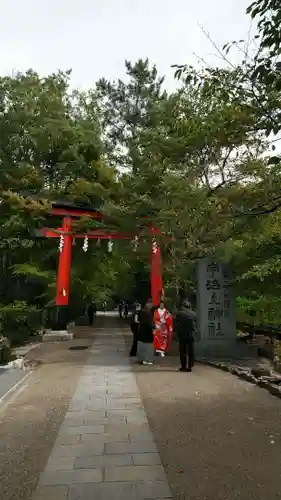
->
[[153, 301, 173, 357]]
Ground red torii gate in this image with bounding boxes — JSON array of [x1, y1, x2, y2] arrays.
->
[[39, 203, 163, 329]]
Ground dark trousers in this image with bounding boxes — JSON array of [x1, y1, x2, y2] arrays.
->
[[179, 338, 194, 370], [130, 323, 139, 356], [88, 312, 94, 326]]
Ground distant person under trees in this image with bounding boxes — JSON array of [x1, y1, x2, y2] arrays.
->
[[119, 301, 124, 318], [130, 302, 141, 356], [124, 301, 129, 319], [87, 301, 97, 326]]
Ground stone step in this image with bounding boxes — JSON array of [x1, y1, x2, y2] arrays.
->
[[42, 331, 74, 343]]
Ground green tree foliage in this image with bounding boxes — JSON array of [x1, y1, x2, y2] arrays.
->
[[96, 59, 166, 170], [247, 0, 281, 57], [2, 0, 281, 334], [0, 70, 119, 328]]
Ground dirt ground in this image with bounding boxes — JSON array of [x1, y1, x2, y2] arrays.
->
[[124, 328, 281, 500], [0, 337, 93, 500]]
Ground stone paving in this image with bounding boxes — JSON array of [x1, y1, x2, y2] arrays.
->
[[33, 330, 173, 500]]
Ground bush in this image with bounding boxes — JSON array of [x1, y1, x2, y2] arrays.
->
[[0, 345, 11, 364], [273, 340, 281, 370], [0, 301, 42, 346], [236, 295, 281, 327], [0, 336, 12, 364]]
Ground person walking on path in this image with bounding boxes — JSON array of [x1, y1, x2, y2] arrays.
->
[[118, 301, 124, 319], [130, 302, 141, 356], [124, 301, 129, 319], [175, 299, 196, 372], [137, 301, 155, 365], [87, 301, 97, 326]]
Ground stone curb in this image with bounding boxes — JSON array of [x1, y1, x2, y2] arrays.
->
[[0, 370, 33, 408], [199, 360, 281, 399]]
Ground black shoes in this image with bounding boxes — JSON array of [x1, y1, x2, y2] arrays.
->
[[179, 367, 192, 372]]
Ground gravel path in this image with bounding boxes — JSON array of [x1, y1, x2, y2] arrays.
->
[[124, 329, 281, 500], [0, 338, 93, 500]]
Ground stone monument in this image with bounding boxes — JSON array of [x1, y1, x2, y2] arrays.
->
[[196, 257, 237, 357]]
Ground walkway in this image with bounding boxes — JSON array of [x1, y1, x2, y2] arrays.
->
[[33, 328, 173, 500]]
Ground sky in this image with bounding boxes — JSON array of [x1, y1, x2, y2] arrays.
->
[[0, 0, 255, 91]]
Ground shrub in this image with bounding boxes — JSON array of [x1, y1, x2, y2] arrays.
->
[[0, 301, 42, 346], [0, 345, 12, 364], [273, 340, 281, 371]]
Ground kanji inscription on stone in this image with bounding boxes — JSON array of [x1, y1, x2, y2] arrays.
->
[[206, 279, 221, 290], [197, 258, 236, 343]]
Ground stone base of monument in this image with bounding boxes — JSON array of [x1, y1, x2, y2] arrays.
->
[[42, 330, 74, 342], [196, 341, 258, 359]]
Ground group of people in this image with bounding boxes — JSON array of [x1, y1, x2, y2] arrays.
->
[[119, 300, 129, 319], [129, 298, 196, 372]]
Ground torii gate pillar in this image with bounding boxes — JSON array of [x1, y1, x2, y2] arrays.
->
[[149, 225, 163, 307], [53, 216, 73, 331]]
